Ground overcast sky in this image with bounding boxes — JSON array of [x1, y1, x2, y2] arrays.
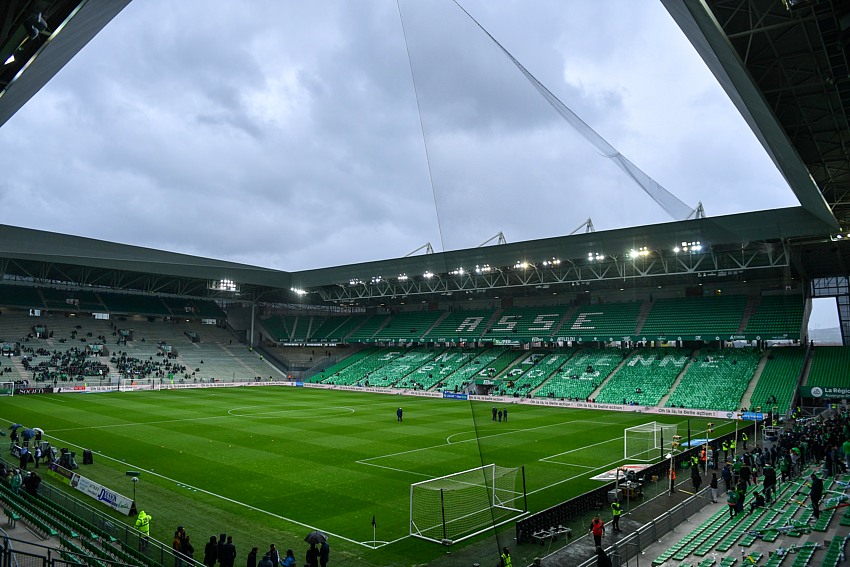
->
[[0, 1, 798, 273]]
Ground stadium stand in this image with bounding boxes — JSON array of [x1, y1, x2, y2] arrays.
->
[[399, 348, 476, 390], [437, 347, 513, 392], [748, 347, 805, 413], [806, 345, 850, 388], [665, 349, 760, 411], [319, 347, 401, 385], [501, 351, 573, 396], [346, 313, 391, 342], [640, 295, 747, 337], [744, 295, 805, 338], [99, 293, 170, 316], [371, 310, 444, 342], [352, 346, 438, 388], [485, 305, 569, 340], [0, 284, 44, 309], [533, 349, 622, 399], [560, 301, 642, 339], [422, 309, 497, 342], [595, 348, 690, 406]]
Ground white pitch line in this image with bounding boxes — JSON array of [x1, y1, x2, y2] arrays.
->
[[359, 417, 617, 464], [541, 436, 622, 460], [45, 432, 375, 549]]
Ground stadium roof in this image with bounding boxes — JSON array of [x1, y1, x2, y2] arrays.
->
[[1, 0, 849, 307]]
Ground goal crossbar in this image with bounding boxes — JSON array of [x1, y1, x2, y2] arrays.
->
[[410, 464, 527, 545]]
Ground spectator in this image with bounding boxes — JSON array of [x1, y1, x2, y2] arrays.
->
[[281, 549, 296, 567], [319, 541, 329, 567], [246, 547, 258, 567], [305, 543, 319, 567], [221, 536, 236, 567], [257, 553, 272, 567], [596, 546, 612, 567], [268, 544, 279, 566], [203, 536, 218, 567]]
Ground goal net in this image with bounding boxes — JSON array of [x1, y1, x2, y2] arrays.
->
[[410, 464, 526, 545], [0, 382, 14, 396], [624, 422, 677, 461], [119, 378, 161, 392]]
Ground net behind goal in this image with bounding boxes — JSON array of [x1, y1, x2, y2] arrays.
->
[[0, 382, 14, 396], [410, 464, 526, 544], [624, 422, 677, 461]]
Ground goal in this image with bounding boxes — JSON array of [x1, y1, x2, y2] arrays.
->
[[0, 382, 14, 396], [624, 422, 677, 461], [410, 464, 526, 545], [119, 378, 161, 392]]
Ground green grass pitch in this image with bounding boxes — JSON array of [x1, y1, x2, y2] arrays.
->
[[0, 387, 733, 566]]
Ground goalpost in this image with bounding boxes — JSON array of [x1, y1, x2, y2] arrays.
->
[[410, 464, 527, 545], [624, 422, 677, 461], [0, 382, 14, 396], [118, 378, 161, 392]]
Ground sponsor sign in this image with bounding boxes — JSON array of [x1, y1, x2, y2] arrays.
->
[[799, 385, 850, 399], [741, 412, 765, 421], [15, 387, 53, 395], [443, 392, 468, 400], [47, 464, 133, 515]]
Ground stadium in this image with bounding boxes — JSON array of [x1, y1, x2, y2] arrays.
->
[[0, 1, 849, 567]]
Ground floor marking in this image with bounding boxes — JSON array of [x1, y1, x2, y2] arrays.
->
[[359, 417, 615, 465], [540, 436, 622, 461]]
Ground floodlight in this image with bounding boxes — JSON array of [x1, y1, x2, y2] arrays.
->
[[3, 55, 14, 66], [673, 246, 680, 253], [423, 271, 434, 279], [290, 288, 307, 296], [629, 250, 640, 259], [397, 274, 408, 281]]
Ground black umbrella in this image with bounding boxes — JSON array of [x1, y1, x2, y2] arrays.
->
[[21, 428, 35, 440], [304, 531, 327, 545], [9, 424, 22, 430]]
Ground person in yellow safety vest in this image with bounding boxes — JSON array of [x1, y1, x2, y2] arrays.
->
[[741, 432, 749, 450], [691, 455, 699, 468], [499, 546, 512, 567], [729, 439, 736, 457], [611, 499, 622, 532], [135, 510, 151, 550], [721, 441, 729, 463]]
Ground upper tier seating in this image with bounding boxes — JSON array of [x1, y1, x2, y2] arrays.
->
[[422, 309, 497, 342], [372, 311, 444, 342], [485, 306, 569, 340], [744, 295, 804, 338], [641, 295, 746, 337], [560, 301, 642, 339]]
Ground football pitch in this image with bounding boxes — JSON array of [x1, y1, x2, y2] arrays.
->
[[0, 387, 733, 566]]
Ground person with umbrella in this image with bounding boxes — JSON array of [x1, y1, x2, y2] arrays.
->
[[305, 544, 318, 567], [303, 532, 325, 567]]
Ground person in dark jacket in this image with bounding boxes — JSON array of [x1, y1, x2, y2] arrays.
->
[[217, 534, 227, 566], [203, 536, 218, 567], [220, 536, 236, 567], [306, 543, 319, 567], [319, 541, 329, 567], [257, 553, 273, 567], [246, 547, 258, 567], [809, 472, 824, 519], [596, 546, 612, 567]]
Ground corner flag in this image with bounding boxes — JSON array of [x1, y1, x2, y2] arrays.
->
[[371, 515, 376, 527]]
